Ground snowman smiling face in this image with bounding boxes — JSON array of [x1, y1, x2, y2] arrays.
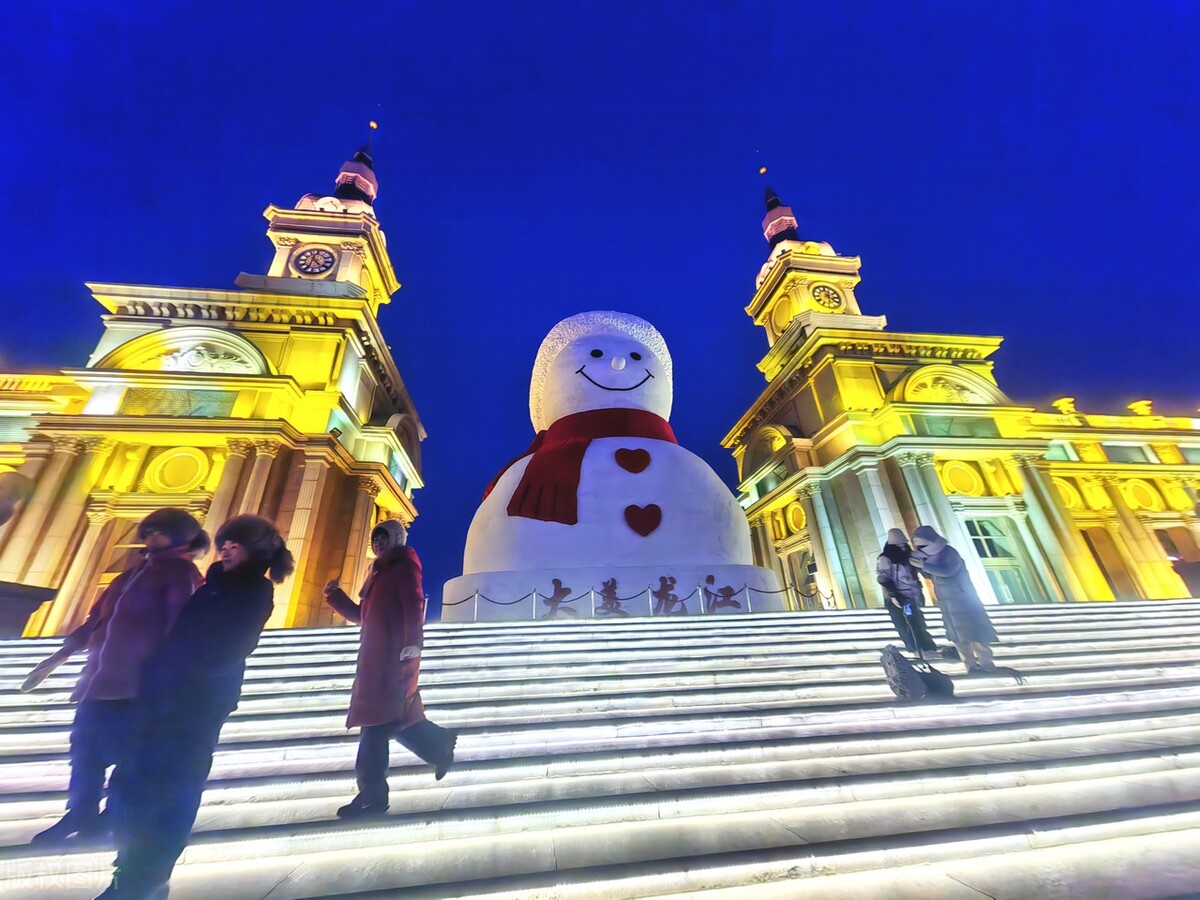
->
[[540, 334, 673, 427]]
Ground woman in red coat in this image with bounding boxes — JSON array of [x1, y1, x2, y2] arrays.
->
[[324, 520, 457, 818]]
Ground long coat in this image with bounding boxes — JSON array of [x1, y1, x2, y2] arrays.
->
[[326, 545, 427, 729], [138, 561, 275, 716], [918, 544, 998, 644], [66, 549, 202, 702]]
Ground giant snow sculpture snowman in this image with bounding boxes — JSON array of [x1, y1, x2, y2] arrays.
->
[[442, 311, 783, 621]]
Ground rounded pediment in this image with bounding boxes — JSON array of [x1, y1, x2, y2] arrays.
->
[[890, 365, 1010, 406], [97, 327, 271, 376], [743, 424, 800, 477]]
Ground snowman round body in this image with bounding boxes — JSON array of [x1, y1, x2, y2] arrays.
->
[[442, 311, 783, 620]]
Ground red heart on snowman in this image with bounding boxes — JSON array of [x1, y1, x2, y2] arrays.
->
[[615, 448, 651, 474], [624, 504, 661, 536]]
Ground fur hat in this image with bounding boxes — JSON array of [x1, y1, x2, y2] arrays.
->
[[886, 527, 908, 546], [370, 519, 407, 551], [214, 515, 295, 583], [138, 508, 208, 553]]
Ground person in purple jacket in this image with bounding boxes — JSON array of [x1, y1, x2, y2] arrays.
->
[[29, 509, 207, 846]]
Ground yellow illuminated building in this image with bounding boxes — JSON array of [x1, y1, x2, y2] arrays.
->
[[0, 147, 424, 635], [725, 188, 1200, 608]]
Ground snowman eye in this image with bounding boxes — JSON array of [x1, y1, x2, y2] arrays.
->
[[590, 349, 603, 358], [630, 352, 642, 361]]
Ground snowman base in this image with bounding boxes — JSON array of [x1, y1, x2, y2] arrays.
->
[[441, 564, 784, 622]]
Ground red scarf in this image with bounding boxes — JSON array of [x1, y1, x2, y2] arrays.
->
[[484, 408, 677, 525]]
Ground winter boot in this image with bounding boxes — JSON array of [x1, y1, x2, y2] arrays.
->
[[336, 794, 389, 820], [32, 810, 103, 845], [435, 730, 458, 781]]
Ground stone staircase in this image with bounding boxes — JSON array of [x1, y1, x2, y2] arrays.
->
[[0, 601, 1199, 899]]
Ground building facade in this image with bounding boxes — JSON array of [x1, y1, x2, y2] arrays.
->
[[0, 148, 424, 635], [725, 189, 1200, 610]]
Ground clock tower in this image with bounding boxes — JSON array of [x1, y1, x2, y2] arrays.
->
[[746, 187, 874, 351], [251, 146, 399, 317]]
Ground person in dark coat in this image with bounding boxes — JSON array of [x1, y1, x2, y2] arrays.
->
[[875, 527, 940, 656], [324, 520, 457, 819], [910, 524, 999, 673], [99, 515, 293, 899], [28, 509, 208, 845]]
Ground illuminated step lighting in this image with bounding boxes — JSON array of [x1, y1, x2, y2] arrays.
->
[[5, 766, 1199, 895], [3, 686, 1198, 793], [4, 664, 1200, 755], [469, 811, 1200, 899]]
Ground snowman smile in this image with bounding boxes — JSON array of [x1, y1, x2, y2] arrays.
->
[[576, 366, 654, 391]]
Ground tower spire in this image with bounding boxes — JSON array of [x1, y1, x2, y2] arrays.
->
[[761, 185, 799, 247]]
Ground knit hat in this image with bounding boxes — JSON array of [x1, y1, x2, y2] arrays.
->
[[214, 515, 296, 583], [886, 527, 908, 546], [138, 508, 207, 552]]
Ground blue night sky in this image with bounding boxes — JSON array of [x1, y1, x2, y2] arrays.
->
[[3, 2, 1198, 600]]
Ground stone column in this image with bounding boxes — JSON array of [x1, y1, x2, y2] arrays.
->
[[0, 439, 82, 579], [0, 454, 49, 557], [22, 438, 112, 587], [854, 464, 903, 547], [1179, 479, 1200, 552], [1101, 476, 1187, 599], [269, 456, 331, 629], [38, 506, 114, 636], [1014, 454, 1110, 601], [798, 483, 845, 609], [200, 440, 253, 564], [1008, 506, 1066, 602], [236, 441, 280, 516], [338, 477, 381, 598], [895, 452, 941, 528], [905, 452, 998, 605]]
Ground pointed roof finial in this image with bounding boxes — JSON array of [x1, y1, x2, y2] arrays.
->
[[760, 178, 799, 247], [334, 125, 379, 204]]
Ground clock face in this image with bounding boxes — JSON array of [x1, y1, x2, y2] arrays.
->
[[293, 247, 336, 275], [812, 285, 842, 309]]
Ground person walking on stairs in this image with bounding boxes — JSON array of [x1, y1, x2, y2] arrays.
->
[[875, 527, 943, 657], [910, 524, 999, 673], [324, 520, 457, 819], [27, 509, 208, 846], [99, 515, 291, 899]]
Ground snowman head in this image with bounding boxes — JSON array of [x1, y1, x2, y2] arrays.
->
[[530, 311, 673, 431]]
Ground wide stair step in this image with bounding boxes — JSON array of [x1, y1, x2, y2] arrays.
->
[[0, 600, 1197, 897]]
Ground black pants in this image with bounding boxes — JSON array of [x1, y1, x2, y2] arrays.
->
[[355, 719, 453, 804], [109, 699, 228, 890], [67, 699, 132, 818], [887, 601, 938, 653]]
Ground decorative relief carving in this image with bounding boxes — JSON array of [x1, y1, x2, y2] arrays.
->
[[1074, 442, 1106, 463], [1013, 452, 1044, 467], [838, 342, 984, 360], [357, 477, 382, 498], [117, 301, 336, 327], [158, 345, 257, 374], [50, 437, 85, 455], [907, 375, 987, 404], [227, 439, 255, 457], [85, 505, 112, 526], [254, 441, 282, 458], [275, 236, 298, 247]]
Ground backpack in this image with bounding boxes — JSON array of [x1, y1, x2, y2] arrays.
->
[[881, 645, 955, 701]]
